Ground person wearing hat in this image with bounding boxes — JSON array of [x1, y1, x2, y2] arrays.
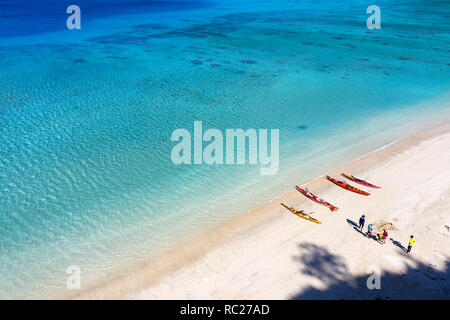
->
[[358, 215, 366, 231]]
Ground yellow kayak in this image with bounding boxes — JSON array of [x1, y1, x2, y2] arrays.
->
[[280, 202, 321, 224]]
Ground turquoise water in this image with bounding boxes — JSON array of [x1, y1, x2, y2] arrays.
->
[[1, 0, 450, 299]]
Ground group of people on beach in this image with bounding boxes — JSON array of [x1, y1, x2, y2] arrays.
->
[[357, 215, 415, 253]]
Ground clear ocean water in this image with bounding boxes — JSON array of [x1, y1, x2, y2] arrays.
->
[[0, 0, 449, 299]]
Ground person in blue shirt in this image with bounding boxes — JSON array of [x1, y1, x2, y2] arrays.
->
[[366, 223, 374, 238]]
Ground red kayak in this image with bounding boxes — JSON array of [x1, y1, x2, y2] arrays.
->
[[342, 173, 381, 188], [296, 186, 338, 212], [326, 176, 370, 196]]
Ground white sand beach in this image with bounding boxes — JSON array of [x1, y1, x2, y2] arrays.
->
[[75, 121, 450, 300]]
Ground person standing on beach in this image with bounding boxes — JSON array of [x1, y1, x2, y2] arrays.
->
[[358, 215, 366, 231], [381, 230, 388, 245], [366, 223, 374, 238], [407, 235, 415, 253]]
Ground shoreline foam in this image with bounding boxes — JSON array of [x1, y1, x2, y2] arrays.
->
[[70, 118, 450, 300]]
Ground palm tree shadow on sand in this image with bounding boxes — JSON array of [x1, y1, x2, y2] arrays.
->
[[290, 243, 449, 300]]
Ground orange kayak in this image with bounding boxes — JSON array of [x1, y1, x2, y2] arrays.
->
[[326, 176, 370, 196]]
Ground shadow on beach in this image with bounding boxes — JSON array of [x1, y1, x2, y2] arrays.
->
[[390, 238, 407, 252], [346, 218, 372, 238], [290, 243, 449, 300]]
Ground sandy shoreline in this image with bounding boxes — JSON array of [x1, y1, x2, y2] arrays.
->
[[73, 120, 450, 300]]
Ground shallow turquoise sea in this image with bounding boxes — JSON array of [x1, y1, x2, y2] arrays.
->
[[0, 0, 449, 298]]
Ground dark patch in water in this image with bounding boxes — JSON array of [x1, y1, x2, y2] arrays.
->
[[107, 56, 129, 60], [74, 59, 86, 63], [165, 24, 229, 39], [241, 59, 257, 64], [399, 57, 412, 60], [210, 64, 221, 68], [146, 34, 166, 39], [249, 74, 261, 78], [298, 125, 308, 130], [191, 60, 203, 65], [222, 60, 231, 64], [53, 46, 70, 52], [133, 23, 169, 30]]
